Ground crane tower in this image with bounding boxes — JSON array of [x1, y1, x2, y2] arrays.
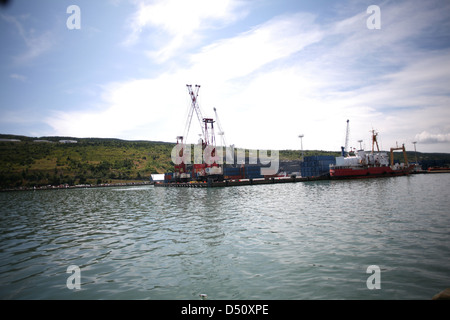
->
[[341, 119, 350, 157]]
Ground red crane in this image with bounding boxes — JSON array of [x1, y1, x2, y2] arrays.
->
[[174, 85, 222, 182]]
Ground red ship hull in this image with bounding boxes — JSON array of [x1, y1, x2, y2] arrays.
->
[[330, 165, 414, 179]]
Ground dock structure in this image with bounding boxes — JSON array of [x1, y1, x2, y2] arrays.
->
[[154, 175, 329, 188]]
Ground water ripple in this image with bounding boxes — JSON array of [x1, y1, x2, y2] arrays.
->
[[1, 175, 450, 299]]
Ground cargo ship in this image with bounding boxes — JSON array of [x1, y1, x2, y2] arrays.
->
[[329, 130, 415, 179]]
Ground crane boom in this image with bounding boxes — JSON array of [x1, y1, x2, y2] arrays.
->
[[183, 84, 204, 144], [213, 107, 227, 147]]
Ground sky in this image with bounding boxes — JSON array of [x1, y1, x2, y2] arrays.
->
[[1, 0, 450, 154]]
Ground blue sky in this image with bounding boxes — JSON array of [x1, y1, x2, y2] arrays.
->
[[1, 0, 450, 153]]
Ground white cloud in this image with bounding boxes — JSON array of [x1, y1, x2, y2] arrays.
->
[[1, 14, 54, 63], [123, 0, 248, 62], [415, 131, 450, 144], [10, 73, 27, 82], [188, 12, 323, 82], [46, 76, 189, 140]]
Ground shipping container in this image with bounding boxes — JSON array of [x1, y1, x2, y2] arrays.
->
[[301, 156, 335, 177]]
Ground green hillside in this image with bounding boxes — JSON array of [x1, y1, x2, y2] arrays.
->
[[1, 134, 449, 190], [0, 135, 175, 189]]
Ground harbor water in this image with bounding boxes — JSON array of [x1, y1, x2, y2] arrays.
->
[[0, 173, 449, 300]]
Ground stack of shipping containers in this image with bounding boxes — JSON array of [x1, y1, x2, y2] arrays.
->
[[301, 156, 336, 178], [223, 165, 263, 180]]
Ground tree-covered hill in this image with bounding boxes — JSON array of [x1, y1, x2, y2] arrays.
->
[[0, 135, 175, 189]]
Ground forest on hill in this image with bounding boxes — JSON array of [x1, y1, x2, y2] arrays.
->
[[1, 134, 449, 190], [0, 135, 174, 189]]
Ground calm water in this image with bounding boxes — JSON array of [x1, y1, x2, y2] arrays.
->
[[0, 174, 449, 300]]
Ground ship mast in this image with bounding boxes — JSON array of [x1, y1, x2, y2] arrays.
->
[[371, 129, 380, 153]]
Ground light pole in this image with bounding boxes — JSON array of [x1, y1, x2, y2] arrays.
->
[[412, 141, 418, 164], [358, 140, 363, 151], [298, 134, 304, 161]]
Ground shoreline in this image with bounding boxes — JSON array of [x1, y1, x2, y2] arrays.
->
[[1, 170, 447, 192], [0, 180, 154, 192]]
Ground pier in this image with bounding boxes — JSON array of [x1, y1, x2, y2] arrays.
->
[[153, 169, 444, 188], [154, 175, 329, 188]]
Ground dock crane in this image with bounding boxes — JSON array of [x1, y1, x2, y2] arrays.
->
[[174, 85, 202, 182], [214, 106, 236, 167], [390, 143, 409, 167], [174, 85, 223, 182], [341, 119, 350, 157]]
